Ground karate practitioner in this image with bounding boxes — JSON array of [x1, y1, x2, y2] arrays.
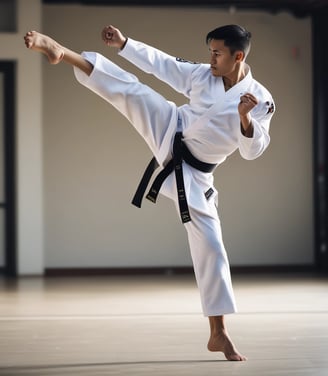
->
[[24, 23, 275, 362]]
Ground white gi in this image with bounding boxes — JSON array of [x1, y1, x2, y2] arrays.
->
[[73, 38, 275, 317]]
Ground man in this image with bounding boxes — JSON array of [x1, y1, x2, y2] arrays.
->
[[24, 23, 275, 361]]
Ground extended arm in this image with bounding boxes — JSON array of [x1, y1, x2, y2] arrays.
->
[[102, 25, 197, 97]]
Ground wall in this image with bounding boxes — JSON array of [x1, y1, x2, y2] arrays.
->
[[0, 72, 4, 267], [42, 5, 313, 268], [0, 0, 44, 275]]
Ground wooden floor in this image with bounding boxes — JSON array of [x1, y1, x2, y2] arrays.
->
[[0, 272, 327, 376]]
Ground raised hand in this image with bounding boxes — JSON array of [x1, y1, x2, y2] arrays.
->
[[238, 93, 258, 116], [101, 25, 127, 49]]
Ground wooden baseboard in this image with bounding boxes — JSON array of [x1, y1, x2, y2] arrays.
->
[[231, 264, 317, 274], [44, 264, 317, 277], [45, 266, 193, 277]]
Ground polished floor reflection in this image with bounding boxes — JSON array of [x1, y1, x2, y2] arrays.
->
[[0, 273, 327, 375]]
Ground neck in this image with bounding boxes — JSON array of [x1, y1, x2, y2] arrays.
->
[[223, 63, 248, 90]]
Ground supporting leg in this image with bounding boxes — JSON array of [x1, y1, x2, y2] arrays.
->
[[182, 198, 246, 361], [208, 315, 247, 361]]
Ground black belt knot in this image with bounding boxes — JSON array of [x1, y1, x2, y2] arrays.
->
[[132, 132, 217, 223]]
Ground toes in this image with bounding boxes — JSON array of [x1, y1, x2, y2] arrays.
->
[[24, 38, 32, 48], [24, 31, 36, 48], [226, 351, 247, 361]]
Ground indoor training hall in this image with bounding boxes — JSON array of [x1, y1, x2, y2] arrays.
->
[[0, 0, 327, 375]]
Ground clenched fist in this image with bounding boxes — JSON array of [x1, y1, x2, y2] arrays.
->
[[101, 25, 127, 49], [238, 93, 258, 117]]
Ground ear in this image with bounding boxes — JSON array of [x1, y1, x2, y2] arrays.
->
[[235, 51, 245, 62]]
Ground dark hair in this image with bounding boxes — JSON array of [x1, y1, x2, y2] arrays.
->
[[206, 24, 252, 58]]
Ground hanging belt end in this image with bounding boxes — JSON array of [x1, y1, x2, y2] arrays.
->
[[181, 211, 191, 223], [146, 191, 158, 203], [131, 196, 142, 208]]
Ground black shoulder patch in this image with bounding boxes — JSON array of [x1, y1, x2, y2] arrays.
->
[[176, 57, 199, 64], [205, 187, 214, 200]]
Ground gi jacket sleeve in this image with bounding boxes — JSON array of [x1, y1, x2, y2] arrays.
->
[[118, 38, 198, 98], [238, 94, 275, 160]]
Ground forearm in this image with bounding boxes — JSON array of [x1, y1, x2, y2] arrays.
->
[[240, 113, 254, 138], [238, 118, 270, 160], [238, 92, 274, 159], [118, 38, 195, 95]]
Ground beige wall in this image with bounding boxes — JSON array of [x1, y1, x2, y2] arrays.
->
[[0, 0, 44, 275], [42, 5, 313, 268]]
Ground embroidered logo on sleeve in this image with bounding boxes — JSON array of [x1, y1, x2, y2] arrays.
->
[[176, 57, 199, 64], [265, 101, 275, 114], [205, 187, 214, 200]]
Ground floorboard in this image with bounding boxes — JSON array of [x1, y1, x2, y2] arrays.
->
[[0, 273, 327, 375]]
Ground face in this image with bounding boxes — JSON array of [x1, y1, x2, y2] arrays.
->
[[208, 39, 243, 78]]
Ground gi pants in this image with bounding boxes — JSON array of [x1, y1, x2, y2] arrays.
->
[[74, 52, 237, 316]]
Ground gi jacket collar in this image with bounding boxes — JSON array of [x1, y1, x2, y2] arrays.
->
[[222, 64, 253, 101]]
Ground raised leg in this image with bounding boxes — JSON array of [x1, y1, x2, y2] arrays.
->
[[24, 31, 93, 76]]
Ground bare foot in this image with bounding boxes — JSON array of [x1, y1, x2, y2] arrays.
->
[[24, 31, 64, 64], [207, 329, 247, 361]]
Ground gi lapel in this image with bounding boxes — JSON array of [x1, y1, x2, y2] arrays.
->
[[187, 67, 253, 132]]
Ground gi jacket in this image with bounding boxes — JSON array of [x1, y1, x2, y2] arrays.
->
[[74, 38, 275, 215], [119, 38, 275, 166]]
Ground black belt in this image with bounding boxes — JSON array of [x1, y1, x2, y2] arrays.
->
[[132, 132, 217, 223]]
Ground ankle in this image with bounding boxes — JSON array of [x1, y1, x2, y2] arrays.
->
[[211, 328, 228, 337]]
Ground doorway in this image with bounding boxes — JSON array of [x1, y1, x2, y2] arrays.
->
[[0, 62, 16, 276]]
